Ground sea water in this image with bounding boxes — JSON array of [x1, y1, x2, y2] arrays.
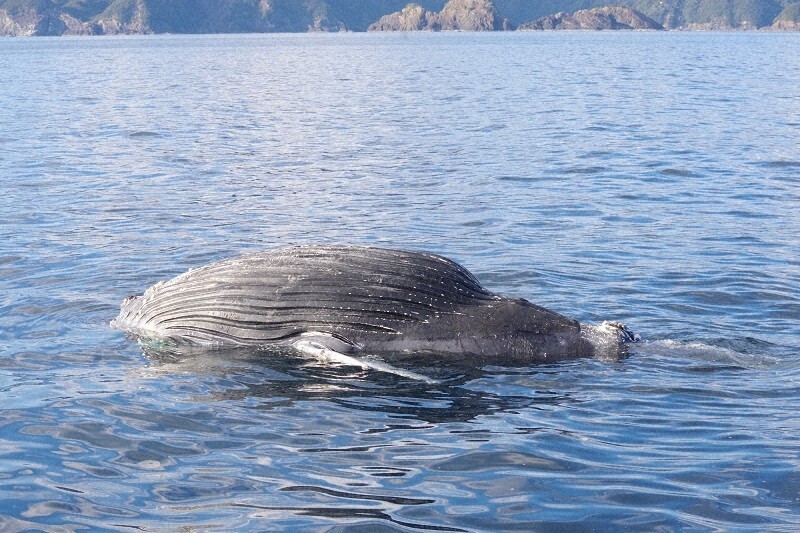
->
[[1, 31, 799, 530]]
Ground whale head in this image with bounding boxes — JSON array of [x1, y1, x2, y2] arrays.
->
[[580, 321, 639, 360]]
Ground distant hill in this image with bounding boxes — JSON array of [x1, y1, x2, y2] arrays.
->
[[1, 0, 798, 35]]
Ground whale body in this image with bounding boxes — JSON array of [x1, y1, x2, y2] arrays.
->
[[112, 245, 635, 372]]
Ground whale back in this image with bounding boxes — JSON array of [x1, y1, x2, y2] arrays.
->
[[112, 245, 500, 346]]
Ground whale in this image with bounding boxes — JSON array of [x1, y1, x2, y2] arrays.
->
[[112, 245, 636, 380]]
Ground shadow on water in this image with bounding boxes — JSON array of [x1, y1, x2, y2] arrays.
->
[[137, 344, 578, 425], [123, 328, 796, 415], [133, 332, 794, 425]]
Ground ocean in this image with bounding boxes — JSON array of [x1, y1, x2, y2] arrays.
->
[[1, 31, 799, 530]]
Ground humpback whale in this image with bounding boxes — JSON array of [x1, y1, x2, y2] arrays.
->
[[112, 245, 636, 380]]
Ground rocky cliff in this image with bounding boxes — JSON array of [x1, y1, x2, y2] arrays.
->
[[436, 0, 508, 30], [518, 6, 663, 31], [368, 3, 438, 31], [369, 0, 508, 32]]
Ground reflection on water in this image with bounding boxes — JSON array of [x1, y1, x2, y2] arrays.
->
[[138, 346, 574, 425], [1, 32, 799, 530]]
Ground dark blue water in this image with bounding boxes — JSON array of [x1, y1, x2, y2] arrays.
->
[[1, 32, 799, 531]]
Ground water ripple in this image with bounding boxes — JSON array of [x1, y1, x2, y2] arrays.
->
[[1, 32, 799, 531]]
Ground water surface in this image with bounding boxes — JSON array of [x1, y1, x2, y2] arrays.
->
[[1, 32, 799, 531]]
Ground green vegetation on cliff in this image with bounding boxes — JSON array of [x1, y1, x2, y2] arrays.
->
[[771, 1, 800, 28], [777, 1, 800, 20]]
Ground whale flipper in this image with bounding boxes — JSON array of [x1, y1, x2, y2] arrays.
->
[[292, 333, 438, 384]]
